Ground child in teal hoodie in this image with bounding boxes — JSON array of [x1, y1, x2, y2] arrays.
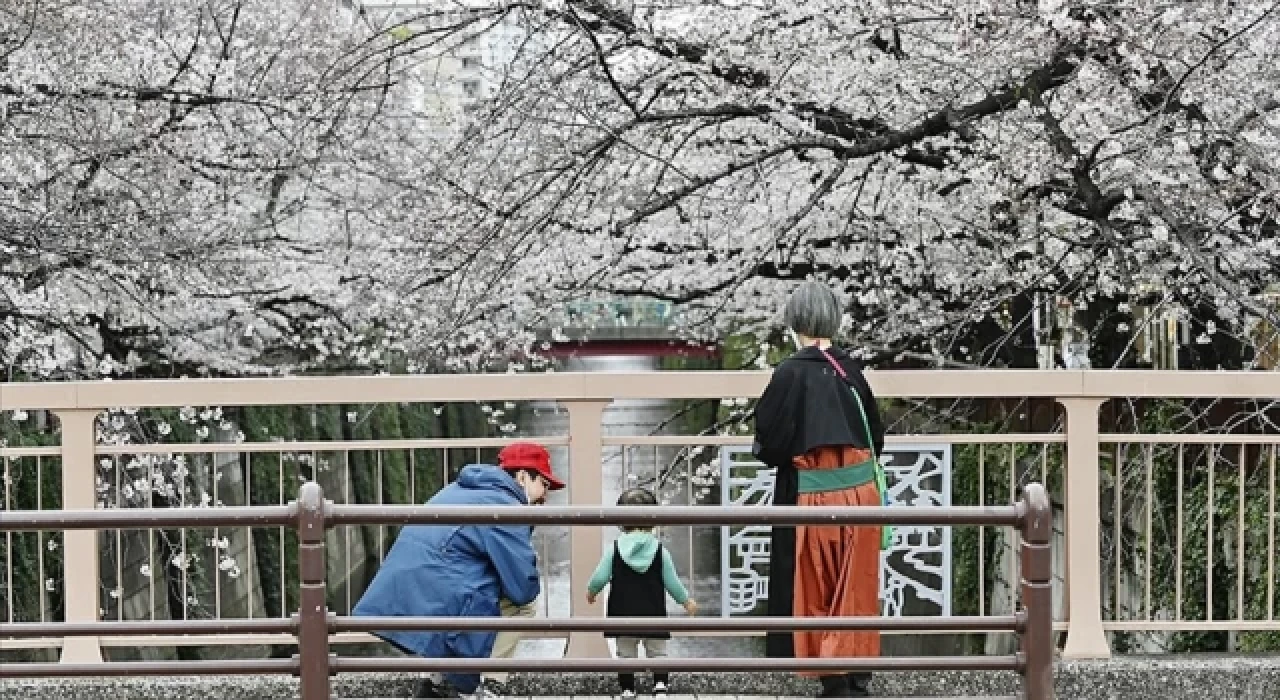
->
[[586, 488, 698, 698]]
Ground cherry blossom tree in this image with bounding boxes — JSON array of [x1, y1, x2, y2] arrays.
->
[[0, 0, 557, 378], [4, 0, 1280, 656], [403, 0, 1280, 370], [5, 0, 1279, 375]]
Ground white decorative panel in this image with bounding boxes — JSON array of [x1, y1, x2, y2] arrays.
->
[[718, 445, 952, 617]]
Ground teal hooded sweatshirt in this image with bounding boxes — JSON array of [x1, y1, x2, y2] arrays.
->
[[587, 530, 690, 604]]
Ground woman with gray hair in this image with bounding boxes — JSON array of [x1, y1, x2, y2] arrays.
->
[[753, 280, 887, 698]]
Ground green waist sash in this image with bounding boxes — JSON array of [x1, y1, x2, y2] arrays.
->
[[797, 460, 877, 494]]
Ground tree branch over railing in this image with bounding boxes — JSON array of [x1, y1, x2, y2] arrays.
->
[[575, 45, 1084, 239], [543, 1, 1083, 151], [1134, 185, 1280, 328], [561, 0, 773, 89], [1113, 0, 1280, 136], [1027, 89, 1132, 286]]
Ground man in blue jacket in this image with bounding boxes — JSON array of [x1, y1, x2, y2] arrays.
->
[[354, 442, 564, 700]]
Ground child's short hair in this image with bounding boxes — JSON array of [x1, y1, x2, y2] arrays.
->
[[617, 487, 658, 532]]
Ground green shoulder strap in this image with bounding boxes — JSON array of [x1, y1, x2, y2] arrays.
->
[[817, 347, 893, 551]]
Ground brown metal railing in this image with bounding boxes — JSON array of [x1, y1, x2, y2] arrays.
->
[[0, 482, 1055, 700]]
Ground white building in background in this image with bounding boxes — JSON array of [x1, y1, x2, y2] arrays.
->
[[353, 0, 530, 134]]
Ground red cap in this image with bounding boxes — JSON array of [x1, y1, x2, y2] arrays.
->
[[498, 442, 565, 491]]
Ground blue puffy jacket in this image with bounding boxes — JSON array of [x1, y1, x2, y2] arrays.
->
[[353, 464, 540, 692]]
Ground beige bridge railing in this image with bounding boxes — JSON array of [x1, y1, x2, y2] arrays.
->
[[1, 369, 1278, 664]]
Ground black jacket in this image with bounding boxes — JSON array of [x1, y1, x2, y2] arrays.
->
[[753, 345, 885, 467], [751, 345, 885, 658]]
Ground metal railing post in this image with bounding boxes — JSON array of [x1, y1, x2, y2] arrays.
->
[[562, 399, 612, 659], [1056, 397, 1110, 659], [295, 481, 331, 700], [52, 409, 104, 664], [1020, 483, 1055, 700]]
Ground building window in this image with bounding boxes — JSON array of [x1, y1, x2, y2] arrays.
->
[[461, 57, 480, 70], [462, 80, 482, 98]]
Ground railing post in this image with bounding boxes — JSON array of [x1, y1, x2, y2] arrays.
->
[[295, 481, 331, 700], [562, 399, 611, 659], [52, 409, 103, 664], [1020, 483, 1055, 700], [1056, 397, 1110, 659]]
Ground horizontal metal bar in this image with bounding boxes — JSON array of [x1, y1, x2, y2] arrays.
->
[[600, 435, 751, 446], [327, 504, 1024, 527], [109, 632, 565, 646], [0, 434, 1063, 458], [888, 433, 1065, 445], [0, 658, 299, 678], [602, 433, 1065, 446], [0, 446, 61, 458], [1100, 433, 1280, 445], [332, 615, 1022, 633], [1102, 620, 1280, 631], [0, 505, 296, 531], [83, 433, 1069, 457], [0, 638, 61, 650], [0, 618, 296, 638], [1, 503, 1024, 532], [95, 631, 564, 646], [0, 627, 1032, 651], [85, 434, 1067, 455], [331, 655, 1023, 673], [94, 436, 571, 455], [0, 632, 476, 651]]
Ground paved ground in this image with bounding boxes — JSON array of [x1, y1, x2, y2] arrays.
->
[[350, 697, 1012, 700], [7, 657, 1280, 700]]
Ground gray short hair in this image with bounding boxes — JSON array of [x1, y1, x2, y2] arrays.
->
[[783, 280, 843, 339]]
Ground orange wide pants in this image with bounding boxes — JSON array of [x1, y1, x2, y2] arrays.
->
[[792, 446, 882, 669]]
